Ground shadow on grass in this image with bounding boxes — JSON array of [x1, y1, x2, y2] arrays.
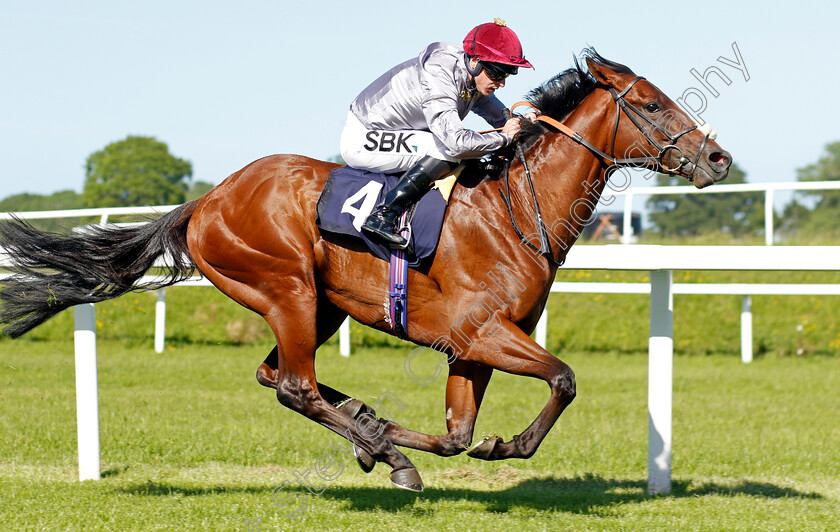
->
[[316, 475, 823, 515], [118, 481, 271, 497], [335, 476, 822, 515], [101, 466, 130, 478], [117, 474, 822, 515]]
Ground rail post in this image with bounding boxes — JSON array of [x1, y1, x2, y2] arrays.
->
[[764, 189, 775, 246], [648, 270, 673, 494], [340, 317, 351, 357], [741, 295, 753, 363], [73, 303, 101, 481], [536, 309, 548, 349], [622, 192, 634, 244], [155, 289, 166, 354]]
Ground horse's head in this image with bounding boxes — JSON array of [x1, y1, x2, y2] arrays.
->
[[585, 53, 732, 188]]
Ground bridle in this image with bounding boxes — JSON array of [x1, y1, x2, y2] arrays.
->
[[606, 76, 710, 180], [500, 76, 715, 266], [517, 76, 712, 180]]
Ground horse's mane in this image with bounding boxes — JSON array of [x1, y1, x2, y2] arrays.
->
[[516, 47, 635, 146]]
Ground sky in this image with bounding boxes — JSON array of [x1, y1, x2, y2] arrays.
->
[[2, 1, 839, 213]]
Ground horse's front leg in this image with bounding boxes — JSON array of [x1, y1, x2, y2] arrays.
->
[[459, 318, 577, 461], [374, 358, 493, 457]]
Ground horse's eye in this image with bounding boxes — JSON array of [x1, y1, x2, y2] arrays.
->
[[645, 102, 661, 113]]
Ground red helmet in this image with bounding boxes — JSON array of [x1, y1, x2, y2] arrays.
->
[[463, 19, 533, 69]]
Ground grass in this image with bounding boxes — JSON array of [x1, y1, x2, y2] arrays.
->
[[1, 241, 838, 530], [1, 338, 838, 531]]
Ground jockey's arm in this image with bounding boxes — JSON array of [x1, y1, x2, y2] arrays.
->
[[420, 66, 512, 159]]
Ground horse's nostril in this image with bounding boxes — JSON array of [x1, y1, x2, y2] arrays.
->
[[709, 151, 729, 166]]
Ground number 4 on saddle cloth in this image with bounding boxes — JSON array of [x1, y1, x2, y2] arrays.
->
[[315, 165, 462, 338], [315, 165, 461, 266]]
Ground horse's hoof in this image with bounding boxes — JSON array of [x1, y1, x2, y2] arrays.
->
[[354, 445, 376, 473], [390, 467, 424, 492], [466, 436, 502, 460], [336, 398, 376, 419]]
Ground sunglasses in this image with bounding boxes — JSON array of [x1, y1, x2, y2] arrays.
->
[[481, 61, 518, 82]]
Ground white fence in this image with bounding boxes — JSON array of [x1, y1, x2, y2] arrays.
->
[[0, 204, 180, 224], [2, 184, 839, 493], [537, 281, 840, 364], [611, 179, 840, 245]]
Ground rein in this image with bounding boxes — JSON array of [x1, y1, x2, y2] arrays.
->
[[498, 76, 714, 266], [498, 145, 564, 267], [497, 108, 564, 267]]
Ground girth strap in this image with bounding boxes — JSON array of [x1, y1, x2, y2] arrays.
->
[[388, 209, 412, 339]]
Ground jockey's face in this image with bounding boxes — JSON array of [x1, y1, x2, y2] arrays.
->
[[470, 58, 506, 96]]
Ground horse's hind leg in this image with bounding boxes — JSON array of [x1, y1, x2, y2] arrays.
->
[[254, 300, 379, 472], [257, 345, 352, 404], [263, 309, 424, 490], [257, 295, 347, 390], [190, 254, 418, 487], [254, 301, 375, 426]]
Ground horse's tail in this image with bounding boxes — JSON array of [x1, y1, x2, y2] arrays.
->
[[0, 200, 200, 338]]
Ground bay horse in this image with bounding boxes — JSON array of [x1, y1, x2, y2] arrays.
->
[[0, 49, 731, 491]]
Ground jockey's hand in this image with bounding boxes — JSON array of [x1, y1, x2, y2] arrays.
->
[[502, 117, 522, 139]]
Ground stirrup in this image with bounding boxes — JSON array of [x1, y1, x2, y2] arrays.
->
[[362, 211, 408, 249], [362, 224, 409, 249]]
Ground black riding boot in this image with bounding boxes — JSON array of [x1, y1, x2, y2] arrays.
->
[[362, 156, 457, 249]]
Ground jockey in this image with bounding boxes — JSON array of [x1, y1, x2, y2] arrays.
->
[[340, 18, 534, 249]]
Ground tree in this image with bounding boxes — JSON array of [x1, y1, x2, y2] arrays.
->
[[186, 181, 215, 201], [0, 190, 85, 231], [647, 162, 763, 238], [82, 136, 192, 207], [0, 190, 83, 212], [327, 153, 346, 165], [789, 141, 840, 238]]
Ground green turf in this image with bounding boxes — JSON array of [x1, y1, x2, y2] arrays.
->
[[1, 338, 838, 531]]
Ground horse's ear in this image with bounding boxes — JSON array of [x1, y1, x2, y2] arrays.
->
[[586, 57, 622, 87]]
